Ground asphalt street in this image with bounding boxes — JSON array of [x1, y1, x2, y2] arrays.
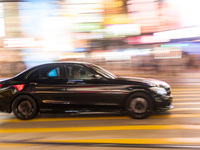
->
[[0, 84, 200, 150]]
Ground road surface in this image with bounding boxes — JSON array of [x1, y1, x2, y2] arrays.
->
[[0, 85, 200, 150]]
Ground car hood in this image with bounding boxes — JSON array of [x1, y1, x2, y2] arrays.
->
[[117, 76, 170, 88]]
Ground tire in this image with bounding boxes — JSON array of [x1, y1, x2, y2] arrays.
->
[[12, 95, 38, 120], [126, 93, 152, 119]]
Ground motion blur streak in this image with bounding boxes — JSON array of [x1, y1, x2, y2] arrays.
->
[[33, 138, 200, 145], [0, 143, 33, 147], [1, 113, 200, 122], [0, 116, 131, 123], [0, 0, 199, 78], [0, 125, 200, 133], [0, 0, 200, 150]]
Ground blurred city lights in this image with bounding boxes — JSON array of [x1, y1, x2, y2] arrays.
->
[[161, 44, 189, 47], [1, 1, 200, 149], [0, 0, 199, 77], [168, 0, 200, 27], [154, 26, 200, 40], [105, 24, 141, 37], [0, 18, 5, 37]]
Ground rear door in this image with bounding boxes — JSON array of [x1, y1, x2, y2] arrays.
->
[[27, 64, 67, 110]]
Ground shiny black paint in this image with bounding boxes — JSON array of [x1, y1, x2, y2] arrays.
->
[[0, 62, 173, 114]]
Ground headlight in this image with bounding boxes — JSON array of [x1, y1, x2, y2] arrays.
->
[[150, 87, 167, 95]]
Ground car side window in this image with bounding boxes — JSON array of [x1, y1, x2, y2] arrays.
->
[[27, 65, 61, 80], [48, 68, 60, 77], [65, 65, 94, 80], [40, 66, 61, 79]]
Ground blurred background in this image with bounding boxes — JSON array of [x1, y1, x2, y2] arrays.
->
[[0, 0, 200, 83], [1, 1, 200, 149]]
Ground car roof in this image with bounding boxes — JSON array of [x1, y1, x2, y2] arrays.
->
[[36, 61, 91, 66], [13, 61, 93, 80], [25, 61, 92, 70]]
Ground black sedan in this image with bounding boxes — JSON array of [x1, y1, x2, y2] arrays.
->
[[0, 62, 173, 120]]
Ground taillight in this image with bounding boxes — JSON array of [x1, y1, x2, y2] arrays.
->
[[0, 84, 2, 88], [13, 84, 25, 91]]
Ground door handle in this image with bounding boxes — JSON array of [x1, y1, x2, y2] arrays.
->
[[30, 82, 38, 86]]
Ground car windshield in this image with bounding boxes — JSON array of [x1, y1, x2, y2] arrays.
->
[[90, 64, 117, 79]]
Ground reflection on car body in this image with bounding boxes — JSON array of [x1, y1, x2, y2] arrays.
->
[[0, 62, 173, 120]]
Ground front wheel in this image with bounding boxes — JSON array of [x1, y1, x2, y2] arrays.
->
[[12, 95, 38, 120], [126, 93, 152, 119]]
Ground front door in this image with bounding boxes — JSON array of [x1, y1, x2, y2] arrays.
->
[[63, 64, 124, 110]]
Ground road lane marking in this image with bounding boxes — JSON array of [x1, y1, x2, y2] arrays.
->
[[34, 138, 200, 145], [174, 98, 200, 101], [172, 88, 200, 91], [1, 139, 200, 149], [172, 91, 200, 94], [0, 116, 131, 123], [173, 102, 200, 105], [0, 125, 200, 133], [150, 114, 200, 118], [171, 108, 200, 111], [1, 112, 200, 123], [173, 94, 200, 97], [0, 143, 33, 147]]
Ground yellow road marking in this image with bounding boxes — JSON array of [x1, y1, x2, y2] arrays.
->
[[0, 116, 131, 123], [150, 114, 200, 118], [2, 138, 200, 146], [0, 125, 200, 133], [171, 108, 200, 111], [35, 138, 200, 145], [173, 102, 200, 105], [1, 112, 200, 123], [0, 143, 33, 147], [172, 88, 200, 92], [174, 98, 200, 101], [173, 91, 200, 94], [173, 94, 200, 97]]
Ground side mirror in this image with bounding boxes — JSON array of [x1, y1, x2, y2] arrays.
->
[[92, 74, 103, 79]]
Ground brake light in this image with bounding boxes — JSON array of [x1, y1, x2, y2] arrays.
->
[[0, 84, 2, 88], [13, 84, 25, 91]]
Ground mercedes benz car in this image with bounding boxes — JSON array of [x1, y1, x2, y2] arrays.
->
[[0, 62, 173, 120]]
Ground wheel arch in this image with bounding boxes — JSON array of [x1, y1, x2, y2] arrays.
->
[[10, 93, 39, 111], [123, 89, 155, 110], [11, 94, 39, 120]]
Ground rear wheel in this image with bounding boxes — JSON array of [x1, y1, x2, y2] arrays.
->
[[126, 93, 152, 119], [12, 95, 38, 120]]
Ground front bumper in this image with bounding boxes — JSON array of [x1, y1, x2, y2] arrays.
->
[[154, 94, 173, 112]]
